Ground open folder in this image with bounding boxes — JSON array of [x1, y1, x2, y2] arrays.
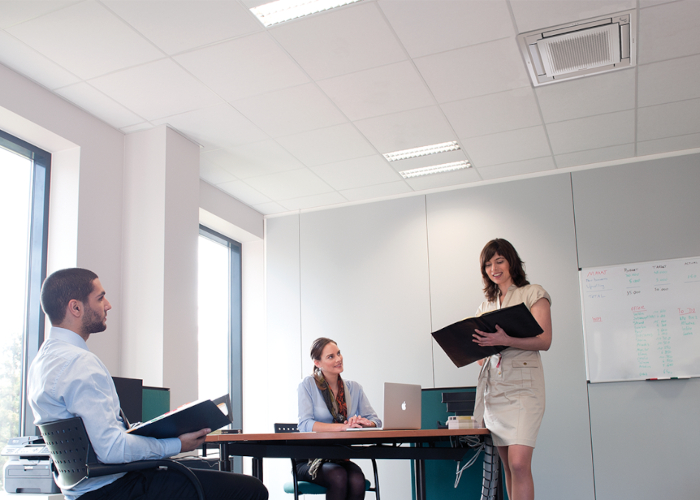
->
[[432, 303, 543, 368], [126, 394, 232, 439]]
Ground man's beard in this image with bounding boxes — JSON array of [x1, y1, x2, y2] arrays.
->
[[82, 305, 106, 334]]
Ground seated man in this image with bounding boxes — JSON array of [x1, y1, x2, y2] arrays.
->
[[28, 268, 268, 500]]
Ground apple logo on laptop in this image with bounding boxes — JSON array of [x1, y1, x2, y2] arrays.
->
[[401, 401, 406, 411]]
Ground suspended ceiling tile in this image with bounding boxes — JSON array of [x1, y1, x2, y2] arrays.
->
[[0, 0, 78, 29], [638, 54, 700, 108], [217, 179, 272, 206], [637, 99, 700, 142], [379, 0, 513, 59], [536, 69, 636, 124], [476, 156, 556, 181], [276, 123, 377, 167], [270, 2, 406, 80], [5, 1, 164, 80], [509, 0, 636, 34], [251, 201, 289, 216], [232, 83, 348, 137], [174, 32, 310, 103], [244, 168, 335, 201], [200, 160, 238, 186], [340, 181, 413, 202], [442, 87, 542, 139], [0, 30, 80, 90], [414, 38, 530, 103], [203, 140, 305, 179], [55, 82, 143, 129], [403, 166, 481, 190], [278, 192, 349, 211], [637, 133, 700, 157], [353, 106, 457, 154], [152, 103, 268, 150], [638, 0, 700, 64], [546, 110, 635, 155], [311, 155, 402, 190], [554, 144, 635, 169], [89, 58, 222, 121], [318, 61, 435, 121], [462, 126, 551, 167], [103, 0, 262, 55]]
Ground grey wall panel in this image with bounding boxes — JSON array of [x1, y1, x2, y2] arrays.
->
[[265, 215, 303, 419], [573, 153, 700, 269], [426, 174, 594, 500], [298, 197, 433, 500], [573, 155, 700, 500], [588, 379, 700, 500]]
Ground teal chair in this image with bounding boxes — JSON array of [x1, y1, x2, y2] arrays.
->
[[274, 424, 380, 500]]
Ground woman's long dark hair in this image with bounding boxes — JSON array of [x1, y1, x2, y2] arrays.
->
[[310, 337, 337, 376], [480, 238, 529, 302]]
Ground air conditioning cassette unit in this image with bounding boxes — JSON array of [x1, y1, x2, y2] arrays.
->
[[517, 11, 636, 86]]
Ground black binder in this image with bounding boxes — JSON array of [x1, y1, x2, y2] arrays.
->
[[432, 303, 543, 368], [126, 394, 232, 439]]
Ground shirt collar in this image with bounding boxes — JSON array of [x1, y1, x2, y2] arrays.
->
[[48, 326, 89, 351]]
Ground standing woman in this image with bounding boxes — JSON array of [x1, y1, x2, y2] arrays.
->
[[297, 337, 382, 500], [471, 239, 552, 500]]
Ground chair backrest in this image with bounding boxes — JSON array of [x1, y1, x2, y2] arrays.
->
[[38, 416, 98, 490], [274, 423, 299, 433]]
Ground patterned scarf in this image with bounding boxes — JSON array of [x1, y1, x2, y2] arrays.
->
[[308, 372, 347, 478]]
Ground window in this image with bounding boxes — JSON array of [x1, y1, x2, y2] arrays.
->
[[0, 130, 50, 485], [197, 225, 242, 469]]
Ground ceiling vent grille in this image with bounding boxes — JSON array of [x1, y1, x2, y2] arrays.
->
[[518, 11, 635, 86]]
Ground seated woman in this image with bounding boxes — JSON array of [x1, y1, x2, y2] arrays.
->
[[297, 337, 382, 500]]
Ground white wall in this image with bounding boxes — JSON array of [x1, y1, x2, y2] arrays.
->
[[0, 62, 124, 372], [263, 152, 700, 500]]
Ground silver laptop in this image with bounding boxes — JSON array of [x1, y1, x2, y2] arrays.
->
[[347, 382, 421, 431]]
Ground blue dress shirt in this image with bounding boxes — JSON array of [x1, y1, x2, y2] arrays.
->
[[297, 375, 381, 433], [28, 327, 181, 500]]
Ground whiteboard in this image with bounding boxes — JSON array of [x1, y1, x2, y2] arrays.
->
[[580, 256, 700, 383]]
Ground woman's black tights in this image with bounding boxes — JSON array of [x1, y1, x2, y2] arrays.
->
[[298, 461, 366, 500]]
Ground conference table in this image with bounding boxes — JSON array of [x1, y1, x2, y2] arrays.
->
[[206, 428, 495, 500]]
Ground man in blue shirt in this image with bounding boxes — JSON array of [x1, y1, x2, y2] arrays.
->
[[28, 268, 267, 500]]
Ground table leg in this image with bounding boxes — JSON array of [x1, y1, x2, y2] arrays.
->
[[218, 443, 231, 472], [414, 459, 426, 500], [252, 457, 263, 481]]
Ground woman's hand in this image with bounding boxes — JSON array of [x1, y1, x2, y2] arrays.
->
[[345, 415, 375, 428], [473, 324, 510, 347]]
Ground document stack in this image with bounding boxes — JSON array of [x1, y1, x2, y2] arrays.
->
[[447, 415, 478, 429]]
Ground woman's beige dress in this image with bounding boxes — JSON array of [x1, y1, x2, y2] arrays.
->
[[473, 284, 551, 448]]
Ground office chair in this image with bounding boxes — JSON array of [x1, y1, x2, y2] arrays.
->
[[38, 416, 205, 500], [273, 423, 380, 500]]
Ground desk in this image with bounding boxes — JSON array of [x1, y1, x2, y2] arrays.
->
[[206, 429, 492, 500]]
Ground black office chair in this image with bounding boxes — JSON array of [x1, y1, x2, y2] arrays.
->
[[273, 423, 380, 500], [38, 416, 205, 500]]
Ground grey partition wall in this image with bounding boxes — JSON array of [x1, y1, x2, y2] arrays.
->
[[426, 174, 594, 500], [572, 153, 700, 500]]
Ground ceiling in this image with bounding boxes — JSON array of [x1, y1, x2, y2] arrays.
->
[[1, 0, 699, 216]]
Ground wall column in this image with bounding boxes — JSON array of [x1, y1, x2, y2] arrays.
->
[[121, 125, 200, 408]]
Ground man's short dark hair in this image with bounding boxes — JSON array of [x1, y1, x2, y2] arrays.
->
[[41, 268, 98, 325]]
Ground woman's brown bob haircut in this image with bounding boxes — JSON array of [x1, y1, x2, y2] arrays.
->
[[480, 238, 529, 302]]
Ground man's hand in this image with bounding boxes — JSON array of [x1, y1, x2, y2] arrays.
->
[[178, 428, 210, 453]]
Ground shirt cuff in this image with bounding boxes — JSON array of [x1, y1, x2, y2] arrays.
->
[[162, 437, 182, 457]]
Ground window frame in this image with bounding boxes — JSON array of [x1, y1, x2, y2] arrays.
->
[[0, 129, 51, 437]]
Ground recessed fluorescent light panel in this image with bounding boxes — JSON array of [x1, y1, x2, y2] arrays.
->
[[250, 0, 363, 27], [383, 141, 460, 162], [399, 161, 471, 179]]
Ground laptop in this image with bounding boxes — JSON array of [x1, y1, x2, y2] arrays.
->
[[347, 382, 421, 431]]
